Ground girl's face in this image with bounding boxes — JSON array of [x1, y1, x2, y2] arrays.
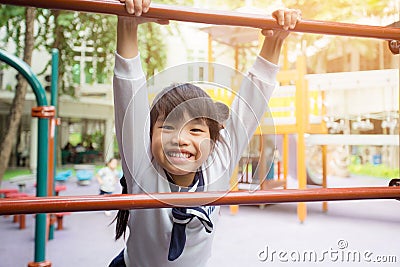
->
[[108, 159, 118, 170], [151, 114, 212, 184]]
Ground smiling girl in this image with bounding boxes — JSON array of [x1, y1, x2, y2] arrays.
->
[[110, 1, 301, 266]]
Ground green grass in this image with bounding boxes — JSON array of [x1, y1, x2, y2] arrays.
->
[[3, 169, 32, 181]]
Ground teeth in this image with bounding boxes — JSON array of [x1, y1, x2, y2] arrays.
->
[[168, 152, 191, 158]]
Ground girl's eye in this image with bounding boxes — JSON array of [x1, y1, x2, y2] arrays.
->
[[191, 128, 204, 133], [160, 125, 174, 130]]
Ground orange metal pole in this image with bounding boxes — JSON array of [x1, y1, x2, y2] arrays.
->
[[0, 187, 399, 215], [295, 55, 308, 222], [283, 134, 289, 189], [47, 118, 55, 197], [1, 0, 399, 41], [322, 144, 328, 212]]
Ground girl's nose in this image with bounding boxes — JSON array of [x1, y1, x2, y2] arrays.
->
[[171, 130, 189, 146]]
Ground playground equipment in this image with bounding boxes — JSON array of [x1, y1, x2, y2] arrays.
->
[[0, 1, 399, 266], [2, 0, 400, 42], [54, 170, 72, 182], [203, 13, 398, 217], [0, 48, 58, 267], [1, 186, 399, 215]]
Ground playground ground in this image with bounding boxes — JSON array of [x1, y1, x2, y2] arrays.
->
[[1, 173, 399, 267]]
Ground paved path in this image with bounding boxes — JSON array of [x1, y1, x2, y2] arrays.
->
[[1, 174, 399, 266]]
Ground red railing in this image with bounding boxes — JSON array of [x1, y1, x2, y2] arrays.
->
[[1, 0, 399, 41], [1, 187, 399, 215]]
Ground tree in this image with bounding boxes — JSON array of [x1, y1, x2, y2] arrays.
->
[[34, 10, 119, 95], [0, 3, 174, 181], [0, 7, 35, 183]]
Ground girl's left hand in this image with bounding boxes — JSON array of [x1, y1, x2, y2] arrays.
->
[[262, 9, 302, 39]]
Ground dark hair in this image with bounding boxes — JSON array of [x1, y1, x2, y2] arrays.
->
[[114, 83, 229, 240], [150, 83, 229, 143], [112, 176, 129, 240], [106, 158, 116, 165]]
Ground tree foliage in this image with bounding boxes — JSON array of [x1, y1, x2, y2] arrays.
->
[[32, 10, 118, 95], [0, 6, 26, 56], [0, 3, 175, 95], [0, 6, 35, 183], [0, 1, 190, 179]]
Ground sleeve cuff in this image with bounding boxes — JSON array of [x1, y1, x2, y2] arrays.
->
[[248, 55, 279, 84], [114, 52, 145, 79]]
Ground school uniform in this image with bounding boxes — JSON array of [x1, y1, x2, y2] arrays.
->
[[113, 52, 278, 267]]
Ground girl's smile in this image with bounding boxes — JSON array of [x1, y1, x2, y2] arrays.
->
[[166, 149, 194, 162], [151, 115, 212, 186]]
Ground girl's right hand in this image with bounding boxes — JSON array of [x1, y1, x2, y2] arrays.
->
[[120, 0, 150, 16], [119, 0, 169, 25]]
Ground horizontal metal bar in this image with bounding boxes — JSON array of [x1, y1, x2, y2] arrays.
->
[[1, 0, 399, 40], [0, 187, 399, 215]]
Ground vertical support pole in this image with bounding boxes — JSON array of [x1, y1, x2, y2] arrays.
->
[[259, 135, 267, 190], [207, 33, 214, 82], [47, 118, 55, 197], [296, 55, 308, 223], [207, 33, 212, 62], [283, 134, 289, 189], [33, 117, 50, 266], [225, 38, 240, 214], [322, 144, 328, 212], [29, 107, 54, 267], [47, 116, 55, 241], [234, 45, 239, 70], [48, 49, 59, 241], [29, 118, 38, 172], [320, 89, 328, 213], [229, 165, 239, 215], [0, 48, 52, 267]]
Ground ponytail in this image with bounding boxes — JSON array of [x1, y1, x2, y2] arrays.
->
[[112, 175, 129, 240]]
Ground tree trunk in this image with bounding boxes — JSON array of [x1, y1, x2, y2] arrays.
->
[[0, 7, 35, 184]]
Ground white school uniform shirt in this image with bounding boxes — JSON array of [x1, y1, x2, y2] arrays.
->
[[97, 166, 119, 193], [113, 53, 278, 267]]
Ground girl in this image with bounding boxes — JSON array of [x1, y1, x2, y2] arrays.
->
[[96, 158, 120, 195], [111, 1, 301, 266], [96, 158, 120, 216]]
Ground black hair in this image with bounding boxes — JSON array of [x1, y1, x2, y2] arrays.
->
[[112, 176, 129, 240]]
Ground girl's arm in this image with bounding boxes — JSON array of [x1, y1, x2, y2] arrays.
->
[[114, 6, 148, 191], [221, 9, 300, 174], [114, 1, 168, 192], [95, 168, 105, 185], [117, 17, 139, 59], [116, 0, 167, 59], [95, 174, 103, 185], [259, 9, 301, 64]]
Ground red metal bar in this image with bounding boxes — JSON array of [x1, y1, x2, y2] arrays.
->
[[1, 0, 399, 41], [0, 187, 399, 215], [31, 106, 55, 118]]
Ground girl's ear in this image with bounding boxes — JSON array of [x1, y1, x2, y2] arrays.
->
[[215, 102, 230, 123]]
